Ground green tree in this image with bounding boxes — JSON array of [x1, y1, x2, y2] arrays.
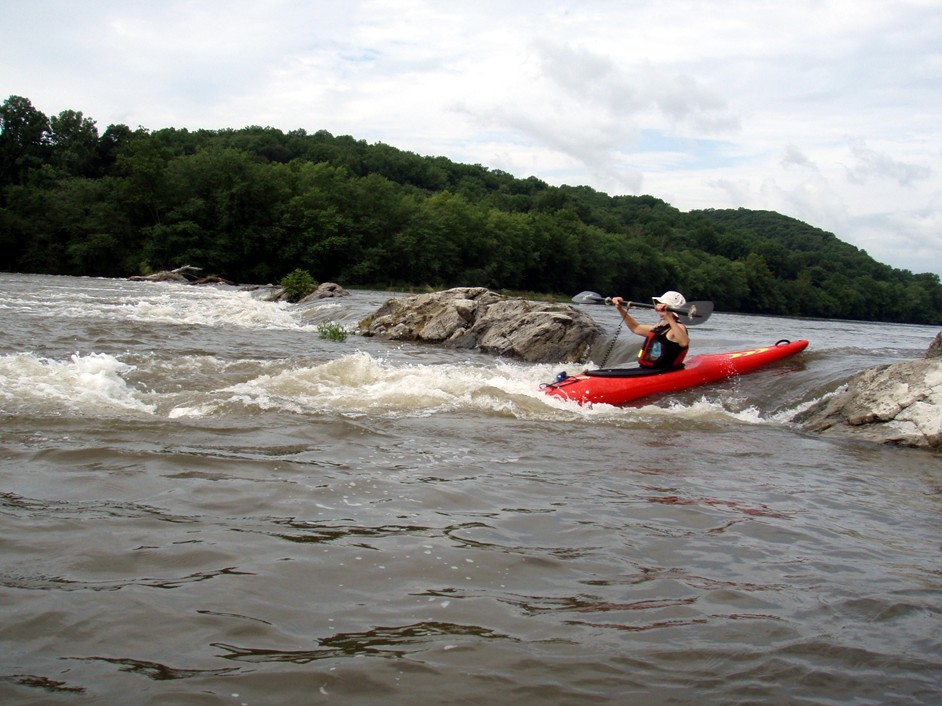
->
[[97, 123, 135, 175], [280, 268, 317, 302], [49, 109, 99, 178], [277, 161, 357, 282], [0, 95, 51, 186], [113, 129, 171, 227], [741, 252, 784, 314], [389, 191, 484, 287], [151, 147, 287, 279]]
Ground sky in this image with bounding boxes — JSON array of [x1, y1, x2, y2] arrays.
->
[[3, 0, 942, 277]]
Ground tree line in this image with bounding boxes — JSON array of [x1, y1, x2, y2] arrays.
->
[[2, 94, 940, 324]]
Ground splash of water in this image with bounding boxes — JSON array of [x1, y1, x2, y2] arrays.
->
[[0, 352, 156, 415]]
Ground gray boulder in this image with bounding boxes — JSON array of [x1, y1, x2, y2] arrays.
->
[[358, 287, 602, 363], [927, 331, 942, 359], [796, 332, 942, 450], [301, 282, 350, 301], [266, 281, 349, 302], [129, 264, 235, 284]]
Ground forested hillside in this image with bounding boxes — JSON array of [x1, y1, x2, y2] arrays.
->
[[2, 95, 940, 324]]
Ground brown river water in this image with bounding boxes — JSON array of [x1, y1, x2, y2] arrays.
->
[[1, 273, 940, 705]]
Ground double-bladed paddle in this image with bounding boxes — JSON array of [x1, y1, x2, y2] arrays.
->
[[571, 290, 714, 326]]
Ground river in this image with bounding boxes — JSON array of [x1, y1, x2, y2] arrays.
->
[[1, 273, 940, 705]]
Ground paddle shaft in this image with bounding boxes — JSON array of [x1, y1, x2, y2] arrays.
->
[[623, 300, 675, 312], [605, 297, 713, 321], [570, 291, 714, 325]]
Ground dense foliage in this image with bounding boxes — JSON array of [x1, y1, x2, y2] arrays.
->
[[2, 95, 940, 324], [279, 268, 318, 303]]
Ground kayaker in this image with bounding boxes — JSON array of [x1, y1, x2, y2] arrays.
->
[[611, 291, 689, 369]]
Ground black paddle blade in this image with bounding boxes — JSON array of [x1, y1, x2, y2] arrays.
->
[[571, 290, 607, 305], [631, 300, 714, 326], [684, 301, 714, 322]]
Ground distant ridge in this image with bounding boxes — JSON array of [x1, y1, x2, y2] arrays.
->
[[2, 94, 941, 324]]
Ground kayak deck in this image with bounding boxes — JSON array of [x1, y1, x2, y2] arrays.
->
[[542, 339, 809, 406]]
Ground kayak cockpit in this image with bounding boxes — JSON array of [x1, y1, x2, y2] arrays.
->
[[584, 365, 684, 378]]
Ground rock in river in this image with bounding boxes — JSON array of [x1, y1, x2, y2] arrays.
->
[[358, 287, 602, 364], [301, 282, 350, 301], [796, 332, 942, 450]]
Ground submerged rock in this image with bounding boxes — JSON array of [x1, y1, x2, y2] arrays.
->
[[796, 332, 942, 450], [358, 287, 602, 364], [265, 281, 349, 302], [129, 270, 190, 283], [130, 265, 203, 283], [129, 266, 235, 286], [300, 282, 350, 301]]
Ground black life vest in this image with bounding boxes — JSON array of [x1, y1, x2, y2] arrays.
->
[[638, 322, 688, 369]]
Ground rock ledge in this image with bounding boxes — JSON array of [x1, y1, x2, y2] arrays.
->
[[358, 287, 602, 364], [796, 331, 942, 450]]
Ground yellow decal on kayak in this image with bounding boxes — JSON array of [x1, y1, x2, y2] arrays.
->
[[727, 347, 770, 359]]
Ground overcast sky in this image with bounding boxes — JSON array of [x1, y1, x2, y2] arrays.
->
[[4, 0, 941, 277]]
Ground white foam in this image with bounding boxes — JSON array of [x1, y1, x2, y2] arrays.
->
[[223, 351, 579, 418], [0, 352, 156, 415], [167, 405, 217, 419], [0, 347, 812, 425], [662, 396, 766, 424], [118, 288, 310, 330], [216, 352, 793, 424], [9, 281, 316, 332]]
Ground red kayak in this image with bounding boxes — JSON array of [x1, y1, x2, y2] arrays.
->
[[542, 339, 809, 406]]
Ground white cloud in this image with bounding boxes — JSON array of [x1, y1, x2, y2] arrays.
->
[[2, 0, 941, 277], [844, 142, 932, 187], [781, 145, 817, 171]]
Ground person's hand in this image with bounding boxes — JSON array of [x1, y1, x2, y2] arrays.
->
[[612, 297, 631, 309]]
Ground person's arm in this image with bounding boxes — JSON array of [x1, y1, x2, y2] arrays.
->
[[655, 304, 689, 348], [611, 297, 654, 337]]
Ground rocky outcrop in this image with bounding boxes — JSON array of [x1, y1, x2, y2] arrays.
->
[[796, 332, 942, 450], [130, 266, 236, 286], [928, 331, 942, 359], [129, 270, 190, 283], [301, 282, 349, 301], [358, 287, 602, 363], [265, 281, 349, 302]]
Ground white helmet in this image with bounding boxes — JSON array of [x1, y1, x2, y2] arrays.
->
[[652, 291, 686, 308]]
